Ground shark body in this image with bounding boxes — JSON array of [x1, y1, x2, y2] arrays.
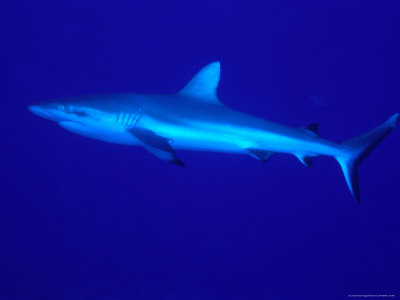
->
[[29, 62, 399, 202]]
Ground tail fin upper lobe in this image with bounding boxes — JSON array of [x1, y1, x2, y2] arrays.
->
[[336, 113, 399, 202]]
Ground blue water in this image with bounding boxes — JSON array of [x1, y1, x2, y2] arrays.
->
[[1, 1, 400, 299]]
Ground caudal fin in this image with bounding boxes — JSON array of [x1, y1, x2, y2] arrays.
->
[[335, 113, 399, 202]]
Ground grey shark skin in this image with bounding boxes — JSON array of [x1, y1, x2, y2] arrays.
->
[[29, 62, 399, 202]]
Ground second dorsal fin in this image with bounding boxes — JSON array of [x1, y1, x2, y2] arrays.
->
[[178, 62, 222, 105], [302, 123, 320, 137]]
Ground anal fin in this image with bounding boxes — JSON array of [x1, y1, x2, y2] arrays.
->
[[295, 154, 315, 167], [248, 148, 273, 162]]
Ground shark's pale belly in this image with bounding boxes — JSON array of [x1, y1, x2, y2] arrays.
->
[[60, 121, 251, 152], [59, 121, 140, 145], [59, 120, 341, 158]]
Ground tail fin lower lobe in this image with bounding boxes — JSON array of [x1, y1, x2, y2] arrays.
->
[[336, 113, 399, 202]]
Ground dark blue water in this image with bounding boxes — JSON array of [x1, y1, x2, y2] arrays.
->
[[1, 1, 400, 299]]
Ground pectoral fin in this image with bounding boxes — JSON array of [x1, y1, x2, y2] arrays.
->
[[146, 147, 185, 166], [129, 127, 185, 166]]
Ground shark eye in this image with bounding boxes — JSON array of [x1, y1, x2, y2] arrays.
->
[[57, 104, 66, 111]]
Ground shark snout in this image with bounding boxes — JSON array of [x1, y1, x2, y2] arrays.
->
[[28, 105, 42, 114], [28, 103, 68, 122], [28, 104, 51, 118]]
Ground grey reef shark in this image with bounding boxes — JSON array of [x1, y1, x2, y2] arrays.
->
[[29, 62, 399, 202]]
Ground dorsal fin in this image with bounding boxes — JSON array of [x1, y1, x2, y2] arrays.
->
[[302, 123, 319, 137], [178, 62, 222, 105]]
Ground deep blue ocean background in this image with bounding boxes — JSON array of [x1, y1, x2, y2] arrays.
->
[[1, 1, 400, 299]]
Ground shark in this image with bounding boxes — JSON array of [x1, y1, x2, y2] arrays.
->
[[29, 62, 399, 202]]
